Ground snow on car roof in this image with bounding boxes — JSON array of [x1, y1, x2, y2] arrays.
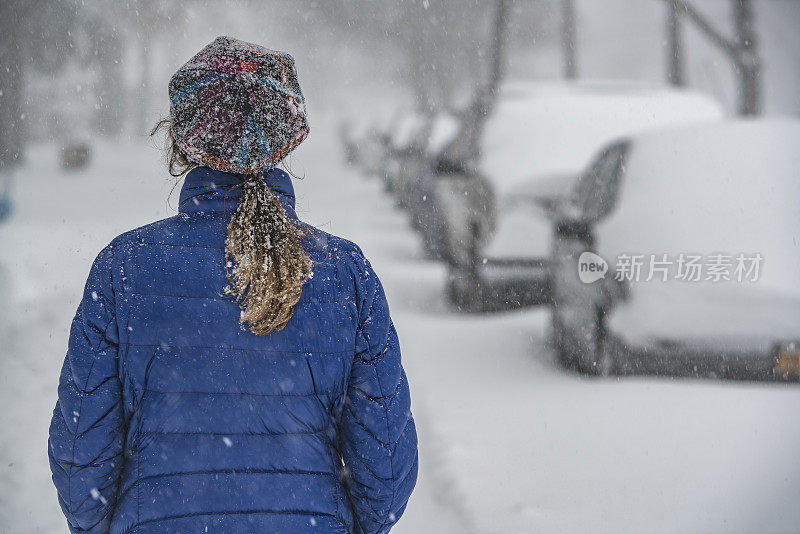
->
[[425, 112, 460, 157], [346, 106, 399, 140], [392, 112, 428, 150], [596, 118, 800, 342], [481, 80, 724, 194]]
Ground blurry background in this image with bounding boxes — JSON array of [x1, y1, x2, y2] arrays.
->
[[1, 1, 799, 533], [1, 0, 799, 154]]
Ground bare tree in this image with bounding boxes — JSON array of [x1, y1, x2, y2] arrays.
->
[[439, 0, 512, 171], [92, 26, 125, 136], [307, 0, 493, 113], [133, 0, 155, 136], [561, 0, 577, 79], [666, 0, 684, 86], [664, 0, 761, 115], [123, 0, 187, 135], [392, 0, 491, 112], [486, 0, 512, 102], [69, 3, 127, 137], [0, 0, 82, 168], [732, 0, 760, 115], [0, 2, 25, 171]]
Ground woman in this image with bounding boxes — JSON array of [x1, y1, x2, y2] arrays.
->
[[48, 36, 417, 534]]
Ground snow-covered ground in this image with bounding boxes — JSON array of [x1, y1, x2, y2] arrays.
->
[[1, 119, 800, 533]]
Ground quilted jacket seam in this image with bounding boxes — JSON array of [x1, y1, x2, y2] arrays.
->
[[127, 509, 339, 531], [139, 389, 335, 397], [138, 429, 325, 436], [123, 342, 352, 354], [371, 343, 397, 532], [126, 290, 354, 306], [131, 241, 225, 250], [116, 470, 338, 505]]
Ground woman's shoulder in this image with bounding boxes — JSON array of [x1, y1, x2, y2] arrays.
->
[[107, 213, 224, 250], [306, 225, 363, 255], [303, 227, 374, 282]]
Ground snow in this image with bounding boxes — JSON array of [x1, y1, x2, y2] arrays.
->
[[480, 81, 724, 260], [608, 282, 800, 350], [599, 119, 800, 296], [596, 119, 800, 344], [1, 119, 800, 534], [481, 81, 725, 196], [391, 112, 428, 151], [425, 112, 461, 158], [483, 205, 554, 259]]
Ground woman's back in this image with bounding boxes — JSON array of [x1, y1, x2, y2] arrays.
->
[[48, 38, 417, 534]]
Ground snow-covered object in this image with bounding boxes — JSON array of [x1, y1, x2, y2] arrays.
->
[[169, 36, 309, 174], [596, 119, 800, 345], [47, 166, 417, 533], [391, 113, 428, 151], [351, 109, 398, 143], [425, 112, 461, 158], [345, 113, 395, 175], [481, 80, 724, 195]]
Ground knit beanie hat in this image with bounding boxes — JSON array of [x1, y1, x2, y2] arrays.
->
[[168, 36, 309, 174]]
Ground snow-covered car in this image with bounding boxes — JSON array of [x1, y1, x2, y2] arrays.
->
[[446, 81, 724, 311], [551, 119, 800, 380], [381, 111, 429, 203], [341, 118, 391, 176], [484, 80, 724, 258], [404, 111, 461, 259]]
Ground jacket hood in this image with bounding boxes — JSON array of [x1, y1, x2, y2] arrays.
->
[[178, 165, 297, 218]]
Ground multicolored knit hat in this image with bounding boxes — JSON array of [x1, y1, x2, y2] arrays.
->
[[168, 36, 309, 175]]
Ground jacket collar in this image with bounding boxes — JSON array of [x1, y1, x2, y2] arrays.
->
[[178, 166, 297, 218]]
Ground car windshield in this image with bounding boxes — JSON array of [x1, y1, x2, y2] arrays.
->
[[570, 140, 628, 222]]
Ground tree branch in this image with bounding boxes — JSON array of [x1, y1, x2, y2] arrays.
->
[[668, 0, 739, 59]]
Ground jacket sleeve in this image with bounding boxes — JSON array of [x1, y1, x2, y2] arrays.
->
[[48, 244, 125, 533], [339, 252, 418, 534]]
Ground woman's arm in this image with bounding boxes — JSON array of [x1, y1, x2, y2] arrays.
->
[[48, 244, 125, 533], [339, 251, 418, 534]]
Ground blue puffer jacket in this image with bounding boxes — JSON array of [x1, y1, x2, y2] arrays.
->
[[48, 166, 418, 533]]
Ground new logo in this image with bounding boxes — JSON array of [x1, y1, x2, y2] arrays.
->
[[578, 251, 608, 284]]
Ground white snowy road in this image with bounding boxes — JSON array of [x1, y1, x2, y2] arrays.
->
[[2, 120, 800, 533]]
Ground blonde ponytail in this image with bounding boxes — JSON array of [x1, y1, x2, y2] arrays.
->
[[225, 174, 313, 335]]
